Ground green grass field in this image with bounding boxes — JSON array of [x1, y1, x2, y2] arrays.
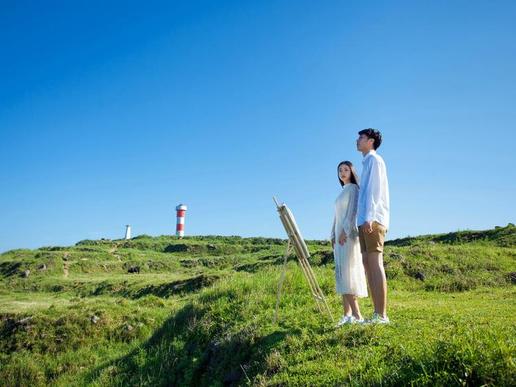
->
[[1, 225, 515, 386]]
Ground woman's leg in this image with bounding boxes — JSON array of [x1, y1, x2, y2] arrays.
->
[[344, 294, 362, 320], [341, 295, 352, 316]]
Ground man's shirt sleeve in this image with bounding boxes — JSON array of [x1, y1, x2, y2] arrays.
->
[[363, 157, 382, 223]]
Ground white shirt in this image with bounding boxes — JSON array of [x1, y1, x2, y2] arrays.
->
[[357, 150, 390, 229]]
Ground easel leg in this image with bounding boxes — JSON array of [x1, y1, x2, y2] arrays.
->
[[273, 240, 291, 324]]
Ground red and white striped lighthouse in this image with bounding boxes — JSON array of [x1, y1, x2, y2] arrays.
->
[[175, 204, 188, 238]]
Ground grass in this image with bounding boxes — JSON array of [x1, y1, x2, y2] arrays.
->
[[0, 225, 515, 386]]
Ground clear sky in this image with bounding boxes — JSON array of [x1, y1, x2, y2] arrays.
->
[[1, 0, 515, 252]]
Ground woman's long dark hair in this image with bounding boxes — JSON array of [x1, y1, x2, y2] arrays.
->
[[337, 161, 359, 187]]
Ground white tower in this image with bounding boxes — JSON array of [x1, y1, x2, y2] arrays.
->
[[176, 204, 188, 238], [125, 225, 131, 240]]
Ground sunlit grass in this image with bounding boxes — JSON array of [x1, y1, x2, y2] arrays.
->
[[1, 226, 515, 385]]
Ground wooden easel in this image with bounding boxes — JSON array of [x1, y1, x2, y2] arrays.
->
[[273, 197, 334, 324]]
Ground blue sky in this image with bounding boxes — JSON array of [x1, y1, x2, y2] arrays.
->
[[1, 0, 515, 252]]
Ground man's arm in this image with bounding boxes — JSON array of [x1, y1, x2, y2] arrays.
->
[[363, 157, 381, 232]]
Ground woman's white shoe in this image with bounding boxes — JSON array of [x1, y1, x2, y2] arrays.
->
[[336, 315, 365, 326], [336, 315, 352, 327]]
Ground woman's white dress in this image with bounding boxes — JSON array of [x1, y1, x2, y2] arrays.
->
[[331, 183, 368, 297]]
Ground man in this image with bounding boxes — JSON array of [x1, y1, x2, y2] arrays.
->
[[356, 128, 390, 324]]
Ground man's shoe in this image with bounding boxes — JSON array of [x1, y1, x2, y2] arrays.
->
[[368, 312, 390, 324]]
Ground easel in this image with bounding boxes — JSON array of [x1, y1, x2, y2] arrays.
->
[[273, 197, 334, 324]]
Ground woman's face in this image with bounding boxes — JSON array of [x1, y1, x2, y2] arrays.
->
[[339, 164, 351, 184]]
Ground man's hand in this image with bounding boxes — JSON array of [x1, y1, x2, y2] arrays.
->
[[338, 230, 347, 245], [364, 221, 373, 234]]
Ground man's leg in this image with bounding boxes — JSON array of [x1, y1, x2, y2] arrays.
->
[[366, 252, 387, 318], [361, 222, 388, 318], [362, 252, 372, 296], [359, 227, 371, 292]]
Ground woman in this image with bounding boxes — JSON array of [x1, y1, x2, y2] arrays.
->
[[331, 161, 368, 326]]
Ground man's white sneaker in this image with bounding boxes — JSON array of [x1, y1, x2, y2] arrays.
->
[[368, 312, 390, 324]]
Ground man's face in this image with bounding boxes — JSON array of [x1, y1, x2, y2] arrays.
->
[[356, 134, 373, 152]]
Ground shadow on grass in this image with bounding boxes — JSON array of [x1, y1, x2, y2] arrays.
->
[[233, 253, 313, 273], [90, 274, 221, 299], [130, 274, 221, 299], [0, 262, 22, 277], [85, 289, 297, 386]]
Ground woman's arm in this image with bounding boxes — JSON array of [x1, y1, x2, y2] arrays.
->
[[330, 215, 336, 241], [343, 185, 359, 237]]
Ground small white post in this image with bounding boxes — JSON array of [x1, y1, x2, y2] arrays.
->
[[125, 225, 131, 240]]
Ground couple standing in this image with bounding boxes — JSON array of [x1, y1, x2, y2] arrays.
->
[[331, 128, 390, 326]]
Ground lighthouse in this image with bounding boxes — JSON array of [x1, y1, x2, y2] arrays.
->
[[175, 204, 188, 238], [125, 225, 131, 240]]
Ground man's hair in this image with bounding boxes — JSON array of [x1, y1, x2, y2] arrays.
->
[[358, 128, 382, 150]]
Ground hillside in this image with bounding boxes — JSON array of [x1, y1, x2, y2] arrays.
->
[[0, 225, 515, 386], [386, 223, 516, 247]]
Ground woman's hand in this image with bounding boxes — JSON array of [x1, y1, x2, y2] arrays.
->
[[338, 230, 347, 245]]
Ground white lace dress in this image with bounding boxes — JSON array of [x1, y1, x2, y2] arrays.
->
[[331, 183, 368, 297]]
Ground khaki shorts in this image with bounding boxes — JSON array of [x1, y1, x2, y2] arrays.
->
[[359, 221, 387, 253]]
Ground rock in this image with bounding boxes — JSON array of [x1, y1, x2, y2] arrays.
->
[[125, 324, 134, 332], [22, 270, 30, 278], [509, 272, 516, 284], [15, 316, 34, 332], [415, 271, 426, 281], [207, 244, 216, 250], [91, 315, 100, 324], [38, 264, 47, 271], [63, 253, 70, 261], [18, 316, 33, 325], [128, 266, 140, 274]]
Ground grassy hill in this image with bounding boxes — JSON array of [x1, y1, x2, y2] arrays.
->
[[0, 225, 515, 386], [386, 223, 516, 247]]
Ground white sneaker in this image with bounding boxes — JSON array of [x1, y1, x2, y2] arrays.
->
[[336, 315, 366, 327], [336, 315, 352, 327], [353, 317, 366, 324], [368, 312, 390, 324]]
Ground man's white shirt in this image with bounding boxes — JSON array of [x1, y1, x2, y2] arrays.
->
[[357, 150, 390, 229]]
